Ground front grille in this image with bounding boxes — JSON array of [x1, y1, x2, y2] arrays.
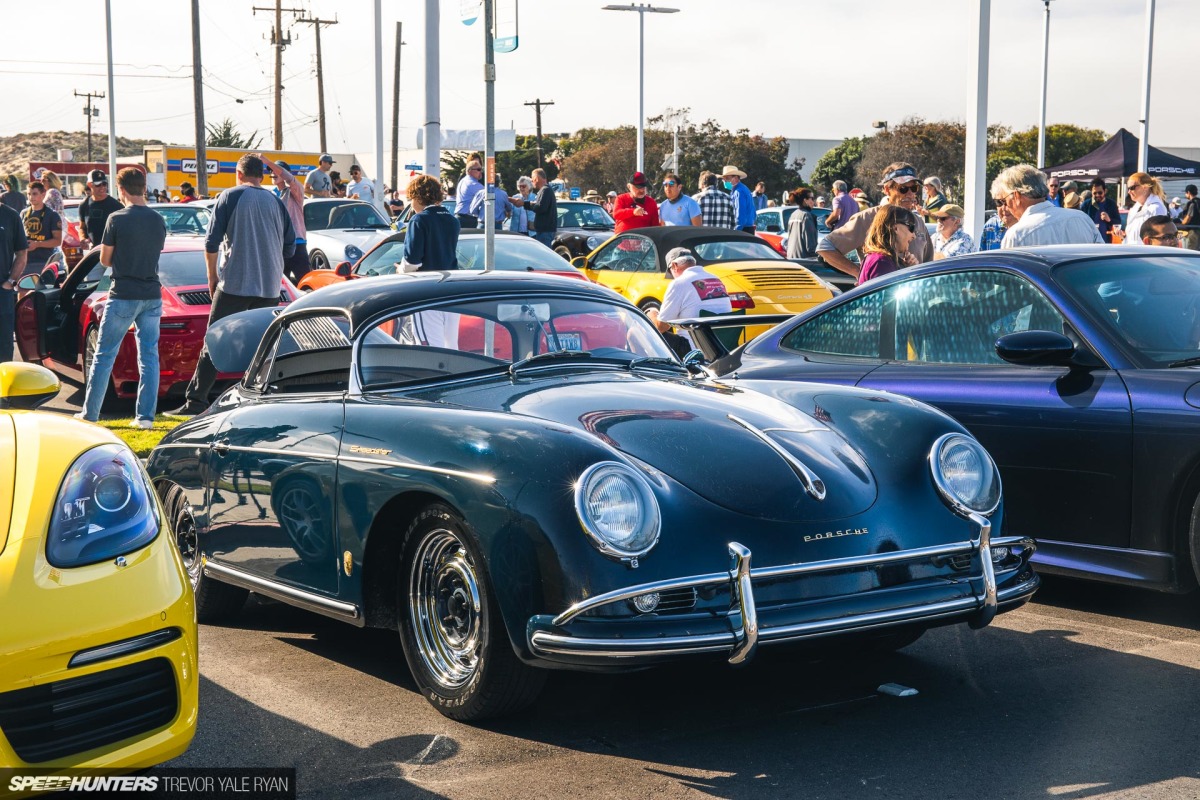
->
[[0, 658, 178, 764], [177, 290, 291, 306], [737, 268, 823, 290], [656, 587, 698, 613]]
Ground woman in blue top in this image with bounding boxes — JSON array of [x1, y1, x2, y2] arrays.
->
[[402, 175, 460, 272]]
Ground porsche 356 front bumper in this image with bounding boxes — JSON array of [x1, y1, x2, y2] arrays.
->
[[527, 513, 1039, 667]]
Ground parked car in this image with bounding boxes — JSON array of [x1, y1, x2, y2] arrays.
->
[[14, 238, 296, 406], [303, 199, 394, 271], [296, 229, 587, 292], [147, 203, 211, 236], [0, 362, 197, 769], [572, 226, 838, 341], [707, 245, 1200, 592], [549, 200, 615, 260], [146, 271, 1037, 722]]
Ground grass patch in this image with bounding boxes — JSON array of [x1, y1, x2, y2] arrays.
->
[[95, 417, 185, 457]]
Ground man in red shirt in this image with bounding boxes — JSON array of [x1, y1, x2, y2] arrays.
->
[[612, 172, 660, 233]]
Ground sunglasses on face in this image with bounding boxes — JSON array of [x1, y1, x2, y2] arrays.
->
[[896, 222, 916, 233], [662, 181, 678, 187], [1147, 234, 1179, 244], [893, 184, 919, 195]]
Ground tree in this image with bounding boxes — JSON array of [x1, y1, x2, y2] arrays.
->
[[855, 117, 966, 203], [810, 136, 867, 194], [494, 134, 559, 194], [205, 118, 262, 149]]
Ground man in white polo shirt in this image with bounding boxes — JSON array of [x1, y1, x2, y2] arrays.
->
[[648, 247, 732, 352]]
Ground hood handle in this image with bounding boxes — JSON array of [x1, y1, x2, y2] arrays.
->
[[728, 414, 827, 501]]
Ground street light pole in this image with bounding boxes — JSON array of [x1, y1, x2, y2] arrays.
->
[[1138, 0, 1156, 173], [1037, 0, 1052, 169], [601, 3, 679, 174]]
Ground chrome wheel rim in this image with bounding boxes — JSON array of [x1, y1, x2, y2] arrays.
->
[[311, 252, 328, 270], [409, 529, 482, 690], [174, 502, 200, 587]]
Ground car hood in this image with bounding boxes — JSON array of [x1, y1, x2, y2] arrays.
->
[[420, 372, 877, 522], [308, 229, 390, 252]]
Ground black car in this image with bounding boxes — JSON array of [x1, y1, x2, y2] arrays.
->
[[549, 201, 616, 260]]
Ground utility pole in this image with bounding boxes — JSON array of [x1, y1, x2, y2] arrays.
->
[[74, 90, 104, 162], [191, 0, 208, 196], [524, 98, 554, 172], [253, 1, 304, 150], [297, 14, 339, 153], [391, 21, 405, 189]]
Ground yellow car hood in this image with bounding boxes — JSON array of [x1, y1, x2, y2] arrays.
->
[[0, 411, 123, 557]]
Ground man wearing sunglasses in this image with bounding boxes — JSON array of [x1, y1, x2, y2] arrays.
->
[[993, 163, 1103, 248], [816, 162, 933, 278], [79, 170, 123, 250], [1139, 215, 1180, 247], [454, 159, 485, 229], [658, 172, 701, 226]]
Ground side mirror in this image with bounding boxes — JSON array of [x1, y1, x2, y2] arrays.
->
[[0, 362, 60, 410], [995, 330, 1076, 367], [682, 349, 710, 376], [570, 256, 589, 270], [16, 274, 40, 291], [335, 261, 353, 277]]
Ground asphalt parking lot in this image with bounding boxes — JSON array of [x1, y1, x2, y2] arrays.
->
[[167, 579, 1200, 800]]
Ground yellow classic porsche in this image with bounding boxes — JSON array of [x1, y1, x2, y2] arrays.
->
[[571, 226, 837, 340], [0, 363, 197, 770]]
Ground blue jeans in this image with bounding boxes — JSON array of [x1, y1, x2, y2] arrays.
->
[[0, 288, 14, 363], [83, 297, 162, 422], [533, 231, 555, 248]]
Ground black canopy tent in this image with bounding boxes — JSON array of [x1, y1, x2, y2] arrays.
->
[[1044, 128, 1200, 181]]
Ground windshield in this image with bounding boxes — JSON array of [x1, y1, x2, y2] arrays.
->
[[1056, 255, 1200, 366], [356, 235, 580, 276], [151, 205, 211, 235], [558, 202, 614, 229], [693, 239, 785, 263], [157, 250, 210, 287], [305, 201, 391, 231], [63, 205, 80, 223], [358, 295, 675, 388]]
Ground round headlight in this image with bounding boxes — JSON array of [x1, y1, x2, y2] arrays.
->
[[344, 244, 364, 262], [930, 433, 1001, 517], [574, 462, 661, 559], [586, 235, 604, 250]]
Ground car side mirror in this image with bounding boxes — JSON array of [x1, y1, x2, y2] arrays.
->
[[335, 261, 352, 277], [995, 330, 1076, 367], [571, 256, 589, 270], [16, 274, 40, 291]]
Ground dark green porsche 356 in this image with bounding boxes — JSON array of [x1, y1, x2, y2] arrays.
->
[[147, 271, 1039, 721]]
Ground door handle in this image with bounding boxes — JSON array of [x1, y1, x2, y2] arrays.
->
[[213, 440, 230, 455]]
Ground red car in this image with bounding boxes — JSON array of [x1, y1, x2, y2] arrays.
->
[[15, 237, 296, 407]]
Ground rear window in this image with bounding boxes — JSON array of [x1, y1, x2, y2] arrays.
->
[[157, 250, 209, 287], [693, 239, 784, 263]]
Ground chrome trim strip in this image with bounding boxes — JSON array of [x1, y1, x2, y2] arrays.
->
[[728, 542, 758, 664], [727, 414, 826, 500], [552, 534, 1036, 627], [68, 628, 183, 669], [528, 574, 1040, 659], [336, 454, 496, 484], [204, 561, 361, 622], [216, 444, 333, 459]]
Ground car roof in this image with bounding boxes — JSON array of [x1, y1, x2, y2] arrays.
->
[[616, 226, 761, 250], [285, 270, 625, 334], [161, 235, 207, 253], [367, 228, 532, 247]]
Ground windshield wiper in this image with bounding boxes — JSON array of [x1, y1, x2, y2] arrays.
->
[[580, 224, 612, 230], [509, 350, 593, 375], [1168, 356, 1200, 368], [628, 356, 687, 373]]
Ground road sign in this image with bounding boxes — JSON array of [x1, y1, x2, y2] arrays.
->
[[461, 0, 482, 25], [570, 186, 581, 200], [495, 0, 519, 52]]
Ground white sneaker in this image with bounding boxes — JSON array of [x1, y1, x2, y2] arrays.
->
[[73, 412, 93, 422], [132, 418, 154, 430]]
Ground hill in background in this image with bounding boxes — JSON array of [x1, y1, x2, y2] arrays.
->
[[0, 131, 164, 183]]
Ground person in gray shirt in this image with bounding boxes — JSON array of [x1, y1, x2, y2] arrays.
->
[[169, 153, 295, 415], [76, 167, 166, 426]]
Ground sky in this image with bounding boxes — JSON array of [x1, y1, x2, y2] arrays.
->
[[1, 0, 1197, 161]]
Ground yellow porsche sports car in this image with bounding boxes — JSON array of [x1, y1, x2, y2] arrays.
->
[[571, 226, 837, 339], [0, 363, 197, 770]]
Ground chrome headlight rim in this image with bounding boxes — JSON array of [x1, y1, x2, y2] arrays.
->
[[574, 461, 661, 560], [929, 432, 1002, 518], [45, 442, 162, 569], [344, 244, 364, 262]]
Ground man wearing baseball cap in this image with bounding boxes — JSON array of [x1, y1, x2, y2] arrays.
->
[[817, 162, 933, 278], [305, 153, 335, 198], [647, 247, 732, 354], [931, 204, 975, 259], [79, 170, 123, 248], [612, 172, 660, 234], [719, 165, 756, 233]]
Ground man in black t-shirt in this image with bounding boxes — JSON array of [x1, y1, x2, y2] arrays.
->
[[76, 168, 166, 427], [524, 168, 558, 248], [20, 181, 62, 277], [78, 169, 123, 248], [0, 203, 29, 362]]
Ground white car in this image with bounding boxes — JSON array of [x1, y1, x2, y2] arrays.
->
[[303, 198, 394, 270]]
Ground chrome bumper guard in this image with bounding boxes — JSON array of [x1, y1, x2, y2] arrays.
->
[[529, 513, 1037, 664]]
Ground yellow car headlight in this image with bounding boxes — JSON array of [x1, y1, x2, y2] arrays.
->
[[46, 444, 161, 568]]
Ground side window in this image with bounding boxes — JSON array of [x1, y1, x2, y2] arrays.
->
[[591, 235, 655, 272], [781, 291, 884, 358], [359, 308, 514, 388], [755, 212, 777, 232], [893, 271, 1065, 365], [261, 314, 353, 394]]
